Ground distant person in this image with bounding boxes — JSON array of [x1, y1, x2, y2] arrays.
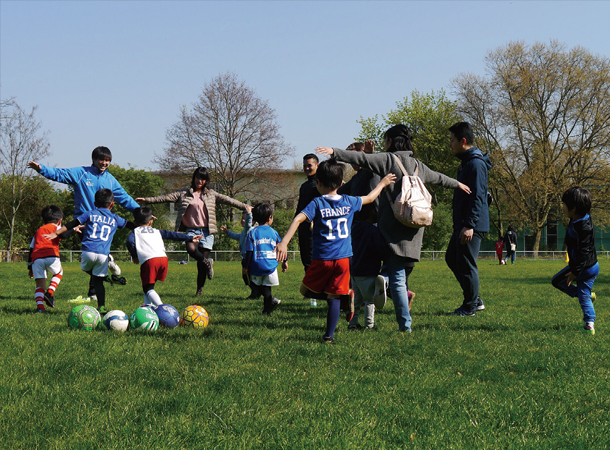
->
[[29, 146, 138, 300], [27, 205, 66, 312], [137, 167, 248, 296], [551, 187, 599, 335], [295, 153, 321, 306], [504, 225, 518, 264], [495, 237, 505, 265], [221, 205, 255, 299], [126, 207, 202, 307], [316, 124, 470, 332], [276, 158, 396, 343], [45, 189, 135, 314], [243, 203, 288, 315], [445, 122, 491, 317]]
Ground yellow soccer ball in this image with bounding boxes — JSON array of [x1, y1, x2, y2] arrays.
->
[[180, 305, 210, 328]]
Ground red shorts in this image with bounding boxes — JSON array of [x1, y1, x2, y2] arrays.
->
[[140, 257, 168, 285], [302, 258, 350, 296]]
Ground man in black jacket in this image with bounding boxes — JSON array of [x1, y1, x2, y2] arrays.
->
[[295, 154, 320, 275]]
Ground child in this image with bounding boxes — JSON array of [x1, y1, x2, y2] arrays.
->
[[243, 203, 288, 315], [126, 207, 202, 307], [275, 158, 395, 343], [221, 205, 255, 298], [495, 237, 505, 265], [45, 189, 135, 314], [551, 187, 599, 335], [28, 205, 65, 312], [348, 204, 387, 330]]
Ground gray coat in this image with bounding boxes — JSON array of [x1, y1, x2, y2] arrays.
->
[[333, 148, 460, 261]]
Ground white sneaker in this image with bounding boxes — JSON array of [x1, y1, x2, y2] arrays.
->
[[108, 254, 121, 276], [373, 275, 387, 310]]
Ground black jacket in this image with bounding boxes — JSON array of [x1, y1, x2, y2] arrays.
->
[[566, 214, 597, 276]]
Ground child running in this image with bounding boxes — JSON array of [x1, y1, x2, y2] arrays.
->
[[126, 207, 202, 307], [551, 187, 600, 335], [28, 205, 66, 312], [276, 158, 395, 343], [221, 205, 256, 298], [45, 189, 135, 314], [243, 203, 288, 315]]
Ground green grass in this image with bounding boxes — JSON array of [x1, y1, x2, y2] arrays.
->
[[1, 259, 609, 449]]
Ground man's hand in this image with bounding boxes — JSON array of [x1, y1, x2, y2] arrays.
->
[[315, 147, 334, 157], [459, 227, 474, 245]]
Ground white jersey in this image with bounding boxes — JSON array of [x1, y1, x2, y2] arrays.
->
[[134, 227, 167, 264]]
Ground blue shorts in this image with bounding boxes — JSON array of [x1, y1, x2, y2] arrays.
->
[[186, 227, 214, 250]]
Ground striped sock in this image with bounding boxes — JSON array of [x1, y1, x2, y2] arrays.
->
[[35, 287, 45, 311], [48, 273, 63, 294]]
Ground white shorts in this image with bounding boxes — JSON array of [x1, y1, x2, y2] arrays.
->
[[31, 257, 63, 280], [250, 268, 279, 287], [81, 251, 109, 277]]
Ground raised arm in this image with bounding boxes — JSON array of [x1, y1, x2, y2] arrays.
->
[[275, 213, 308, 262], [361, 173, 396, 205]]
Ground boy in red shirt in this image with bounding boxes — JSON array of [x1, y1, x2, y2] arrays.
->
[[495, 237, 505, 265], [28, 205, 65, 312]]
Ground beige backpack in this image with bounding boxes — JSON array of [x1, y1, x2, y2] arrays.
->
[[385, 153, 433, 228]]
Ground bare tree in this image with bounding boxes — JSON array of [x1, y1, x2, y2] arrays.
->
[[157, 72, 294, 203], [0, 100, 51, 261], [453, 41, 610, 253]]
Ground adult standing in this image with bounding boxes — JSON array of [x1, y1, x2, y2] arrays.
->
[[136, 167, 248, 296], [317, 124, 470, 332], [338, 142, 380, 219], [445, 122, 491, 317], [504, 225, 517, 264]]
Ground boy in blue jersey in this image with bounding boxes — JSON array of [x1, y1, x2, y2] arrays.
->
[[127, 207, 202, 307], [45, 189, 135, 313], [243, 203, 288, 315], [276, 159, 395, 343], [221, 205, 256, 298]]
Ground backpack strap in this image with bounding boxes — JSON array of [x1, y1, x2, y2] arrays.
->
[[389, 152, 418, 177]]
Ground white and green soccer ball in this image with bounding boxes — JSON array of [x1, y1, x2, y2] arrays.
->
[[67, 305, 101, 331], [130, 306, 159, 331]]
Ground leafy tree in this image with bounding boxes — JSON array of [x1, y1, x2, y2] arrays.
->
[[452, 41, 610, 252]]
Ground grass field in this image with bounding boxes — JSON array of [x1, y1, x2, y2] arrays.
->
[[0, 258, 609, 449]]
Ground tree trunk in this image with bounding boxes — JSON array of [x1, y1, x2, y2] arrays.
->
[[531, 227, 543, 258]]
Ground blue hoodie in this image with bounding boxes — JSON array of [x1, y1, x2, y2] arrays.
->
[[39, 164, 139, 216], [452, 147, 491, 232]]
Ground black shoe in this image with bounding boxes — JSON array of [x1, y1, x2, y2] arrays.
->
[[269, 297, 281, 313], [111, 274, 127, 285], [195, 288, 203, 296], [446, 307, 475, 317], [475, 297, 485, 311], [322, 335, 335, 344], [348, 324, 363, 331], [43, 291, 55, 308], [365, 325, 379, 331]]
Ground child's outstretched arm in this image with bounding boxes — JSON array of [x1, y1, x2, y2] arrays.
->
[[275, 213, 308, 262], [43, 219, 82, 240], [361, 173, 396, 205]]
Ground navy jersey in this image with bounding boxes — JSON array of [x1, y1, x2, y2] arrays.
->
[[246, 225, 281, 276], [77, 208, 128, 255], [301, 194, 362, 261]]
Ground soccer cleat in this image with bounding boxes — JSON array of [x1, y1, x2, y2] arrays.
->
[[408, 290, 416, 310], [195, 288, 203, 296], [584, 322, 595, 335], [269, 297, 281, 314], [111, 274, 127, 285], [366, 325, 379, 331], [348, 323, 363, 331], [322, 335, 335, 344], [108, 255, 121, 276], [35, 307, 47, 313], [98, 305, 109, 315], [446, 307, 476, 317], [591, 292, 597, 303], [205, 258, 214, 280], [373, 275, 387, 310], [44, 291, 55, 308], [475, 297, 485, 311]]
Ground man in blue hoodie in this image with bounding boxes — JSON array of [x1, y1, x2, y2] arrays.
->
[[445, 122, 491, 317]]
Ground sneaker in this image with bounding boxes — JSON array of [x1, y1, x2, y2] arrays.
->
[[108, 255, 121, 276], [348, 323, 363, 331], [111, 274, 127, 285], [269, 297, 281, 313], [205, 258, 214, 280], [408, 290, 416, 310], [584, 322, 595, 335], [475, 297, 485, 311], [446, 307, 475, 317], [44, 291, 55, 308], [373, 275, 387, 310], [365, 325, 379, 331], [322, 335, 335, 344], [591, 292, 597, 303], [35, 307, 47, 313], [195, 288, 203, 296], [98, 305, 109, 315]]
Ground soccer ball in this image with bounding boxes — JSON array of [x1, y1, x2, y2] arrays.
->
[[180, 305, 210, 328], [153, 304, 180, 328], [102, 310, 130, 332], [68, 305, 101, 331], [130, 306, 159, 331]]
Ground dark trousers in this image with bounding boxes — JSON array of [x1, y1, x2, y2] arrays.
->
[[298, 227, 313, 272], [445, 229, 486, 313]]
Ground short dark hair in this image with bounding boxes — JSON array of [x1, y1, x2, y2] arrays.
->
[[303, 153, 319, 163], [92, 146, 112, 163], [253, 202, 274, 225], [384, 124, 415, 153], [41, 205, 63, 224], [133, 206, 154, 226], [191, 167, 210, 190], [94, 188, 114, 208], [346, 142, 365, 152], [449, 122, 475, 145], [562, 186, 592, 216], [316, 159, 344, 191]]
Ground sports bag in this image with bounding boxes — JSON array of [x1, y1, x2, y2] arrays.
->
[[385, 153, 433, 228]]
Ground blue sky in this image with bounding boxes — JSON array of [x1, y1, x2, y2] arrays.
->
[[2, 1, 609, 171]]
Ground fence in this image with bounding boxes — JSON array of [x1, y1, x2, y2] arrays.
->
[[3, 249, 610, 263]]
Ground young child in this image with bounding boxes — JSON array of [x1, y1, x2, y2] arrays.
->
[[126, 207, 202, 307], [28, 205, 65, 312], [495, 237, 505, 265], [551, 187, 599, 335], [348, 204, 387, 330], [276, 158, 395, 343], [221, 205, 256, 298], [45, 189, 135, 314], [243, 203, 288, 315]]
